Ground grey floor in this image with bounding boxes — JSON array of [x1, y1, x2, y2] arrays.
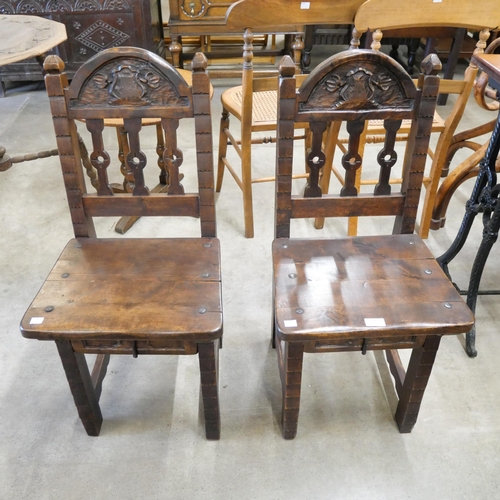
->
[[2, 48, 500, 499]]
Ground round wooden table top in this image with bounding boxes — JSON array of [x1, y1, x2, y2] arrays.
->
[[0, 15, 67, 67]]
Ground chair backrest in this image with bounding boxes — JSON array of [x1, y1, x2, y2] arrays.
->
[[274, 50, 441, 238], [225, 0, 365, 34], [351, 0, 500, 85], [353, 0, 499, 34], [43, 47, 216, 239]]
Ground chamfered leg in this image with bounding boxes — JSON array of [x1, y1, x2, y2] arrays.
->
[[395, 335, 441, 433], [198, 339, 221, 440], [278, 341, 304, 439], [55, 339, 103, 436]]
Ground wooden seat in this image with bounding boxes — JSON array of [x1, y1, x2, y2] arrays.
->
[[20, 48, 222, 439], [315, 0, 500, 238], [215, 0, 364, 238], [272, 50, 474, 439]]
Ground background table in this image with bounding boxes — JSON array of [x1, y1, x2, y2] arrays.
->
[[0, 15, 66, 171]]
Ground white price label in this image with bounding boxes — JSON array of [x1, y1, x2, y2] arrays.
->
[[364, 318, 386, 327]]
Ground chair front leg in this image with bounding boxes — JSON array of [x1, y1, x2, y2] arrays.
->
[[278, 340, 304, 439], [395, 335, 441, 433], [216, 108, 230, 192], [198, 340, 221, 440], [55, 340, 103, 436]]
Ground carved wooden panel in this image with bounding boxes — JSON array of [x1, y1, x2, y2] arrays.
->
[[169, 0, 235, 23], [299, 60, 415, 113], [68, 57, 191, 111]]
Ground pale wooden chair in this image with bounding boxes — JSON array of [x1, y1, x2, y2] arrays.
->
[[215, 0, 365, 238], [20, 49, 222, 439], [431, 37, 500, 229], [272, 50, 474, 439], [314, 0, 500, 238]]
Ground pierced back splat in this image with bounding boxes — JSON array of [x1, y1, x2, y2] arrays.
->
[[43, 48, 215, 238], [162, 118, 185, 195], [275, 49, 440, 239]]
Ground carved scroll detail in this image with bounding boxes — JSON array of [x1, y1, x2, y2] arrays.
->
[[300, 61, 413, 112], [0, 2, 15, 13], [16, 0, 43, 13], [180, 0, 206, 18], [93, 64, 160, 106], [71, 58, 190, 109]]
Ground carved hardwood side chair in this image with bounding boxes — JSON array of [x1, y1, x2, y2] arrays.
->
[[314, 0, 500, 238], [272, 50, 474, 439], [20, 48, 222, 439], [215, 0, 364, 238]]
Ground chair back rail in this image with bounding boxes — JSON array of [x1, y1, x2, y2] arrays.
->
[[44, 48, 216, 239], [275, 50, 441, 238], [225, 0, 365, 33], [354, 0, 500, 33]]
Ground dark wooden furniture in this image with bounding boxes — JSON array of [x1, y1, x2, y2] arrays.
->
[[302, 23, 356, 72], [167, 0, 238, 68], [272, 50, 474, 439], [437, 53, 500, 358], [76, 68, 213, 235], [167, 0, 302, 72], [0, 0, 164, 95], [20, 48, 222, 439]]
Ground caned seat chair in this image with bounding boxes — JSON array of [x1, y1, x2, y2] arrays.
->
[[20, 48, 222, 439], [314, 0, 500, 238], [272, 50, 474, 439], [216, 0, 365, 238]]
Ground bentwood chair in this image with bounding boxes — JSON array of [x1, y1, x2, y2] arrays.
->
[[315, 0, 500, 238], [20, 48, 222, 439], [272, 50, 474, 439], [216, 0, 364, 238]]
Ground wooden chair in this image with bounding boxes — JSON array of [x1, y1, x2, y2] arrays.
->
[[20, 48, 222, 439], [216, 0, 364, 238], [431, 37, 500, 229], [315, 0, 500, 238], [273, 50, 474, 439]]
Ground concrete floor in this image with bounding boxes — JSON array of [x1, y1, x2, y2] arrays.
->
[[1, 49, 500, 499]]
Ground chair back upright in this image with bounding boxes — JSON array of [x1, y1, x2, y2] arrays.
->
[[43, 47, 216, 239], [275, 49, 441, 238]]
